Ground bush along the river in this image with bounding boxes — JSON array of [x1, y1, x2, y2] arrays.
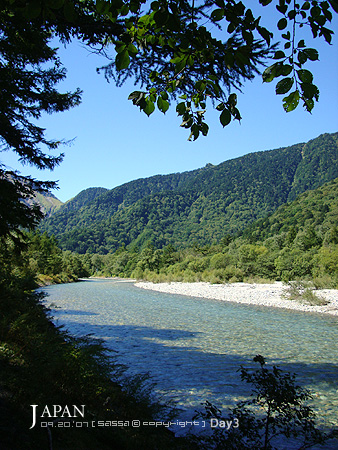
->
[[192, 355, 335, 450]]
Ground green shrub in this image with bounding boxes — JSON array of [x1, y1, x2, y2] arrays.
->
[[192, 355, 332, 450], [283, 281, 329, 306]]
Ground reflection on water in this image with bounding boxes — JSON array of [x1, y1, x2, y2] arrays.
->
[[42, 279, 338, 437]]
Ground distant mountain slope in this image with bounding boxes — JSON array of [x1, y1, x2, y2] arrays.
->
[[40, 132, 338, 253], [61, 187, 109, 213], [41, 168, 207, 236], [242, 176, 338, 243], [288, 133, 338, 201]]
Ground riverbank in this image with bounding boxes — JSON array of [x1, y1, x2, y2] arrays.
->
[[135, 281, 338, 316], [0, 281, 188, 449]]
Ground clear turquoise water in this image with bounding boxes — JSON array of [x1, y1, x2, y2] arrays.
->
[[42, 279, 338, 438]]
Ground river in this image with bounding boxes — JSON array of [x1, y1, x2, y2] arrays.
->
[[41, 279, 338, 444]]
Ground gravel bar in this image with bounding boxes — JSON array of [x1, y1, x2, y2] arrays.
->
[[135, 281, 338, 316]]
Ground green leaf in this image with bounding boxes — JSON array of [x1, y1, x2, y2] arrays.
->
[[154, 10, 168, 27], [115, 43, 126, 54], [228, 93, 237, 106], [283, 91, 300, 112], [188, 124, 200, 141], [206, 80, 220, 97], [128, 91, 147, 109], [282, 31, 291, 40], [220, 108, 231, 127], [127, 44, 138, 56], [274, 50, 286, 60], [115, 50, 130, 70], [176, 102, 186, 115], [297, 69, 313, 83], [231, 107, 241, 121], [310, 5, 321, 18], [242, 30, 253, 44], [303, 97, 314, 112], [160, 91, 169, 101], [262, 64, 278, 82], [195, 80, 206, 92], [276, 4, 288, 14], [180, 117, 193, 128], [277, 18, 288, 30], [211, 8, 224, 21], [297, 50, 307, 64], [151, 1, 160, 11], [22, 2, 41, 19], [144, 100, 155, 116], [288, 9, 296, 20], [281, 64, 292, 76], [120, 4, 129, 16], [303, 48, 319, 61], [276, 77, 294, 95], [171, 55, 187, 74], [224, 52, 235, 68], [170, 55, 184, 64], [301, 82, 319, 101], [227, 22, 236, 34], [157, 97, 169, 114], [257, 26, 272, 46], [328, 0, 338, 14], [187, 55, 194, 67], [201, 123, 209, 136], [128, 91, 142, 101], [321, 27, 333, 44]]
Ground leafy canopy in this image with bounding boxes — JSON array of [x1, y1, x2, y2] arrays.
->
[[0, 0, 116, 237], [97, 0, 337, 139], [0, 0, 337, 237]]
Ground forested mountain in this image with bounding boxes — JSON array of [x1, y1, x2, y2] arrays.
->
[[288, 133, 338, 201], [242, 176, 338, 244], [41, 132, 338, 254], [60, 187, 108, 213], [86, 176, 338, 287]]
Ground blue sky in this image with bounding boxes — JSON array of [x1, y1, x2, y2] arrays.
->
[[2, 8, 338, 203]]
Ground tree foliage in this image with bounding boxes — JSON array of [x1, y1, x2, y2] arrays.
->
[[0, 1, 336, 238], [193, 355, 331, 449], [0, 0, 120, 237], [0, 1, 75, 237], [97, 0, 337, 139]]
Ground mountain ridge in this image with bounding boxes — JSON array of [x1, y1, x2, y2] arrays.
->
[[40, 132, 338, 254]]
